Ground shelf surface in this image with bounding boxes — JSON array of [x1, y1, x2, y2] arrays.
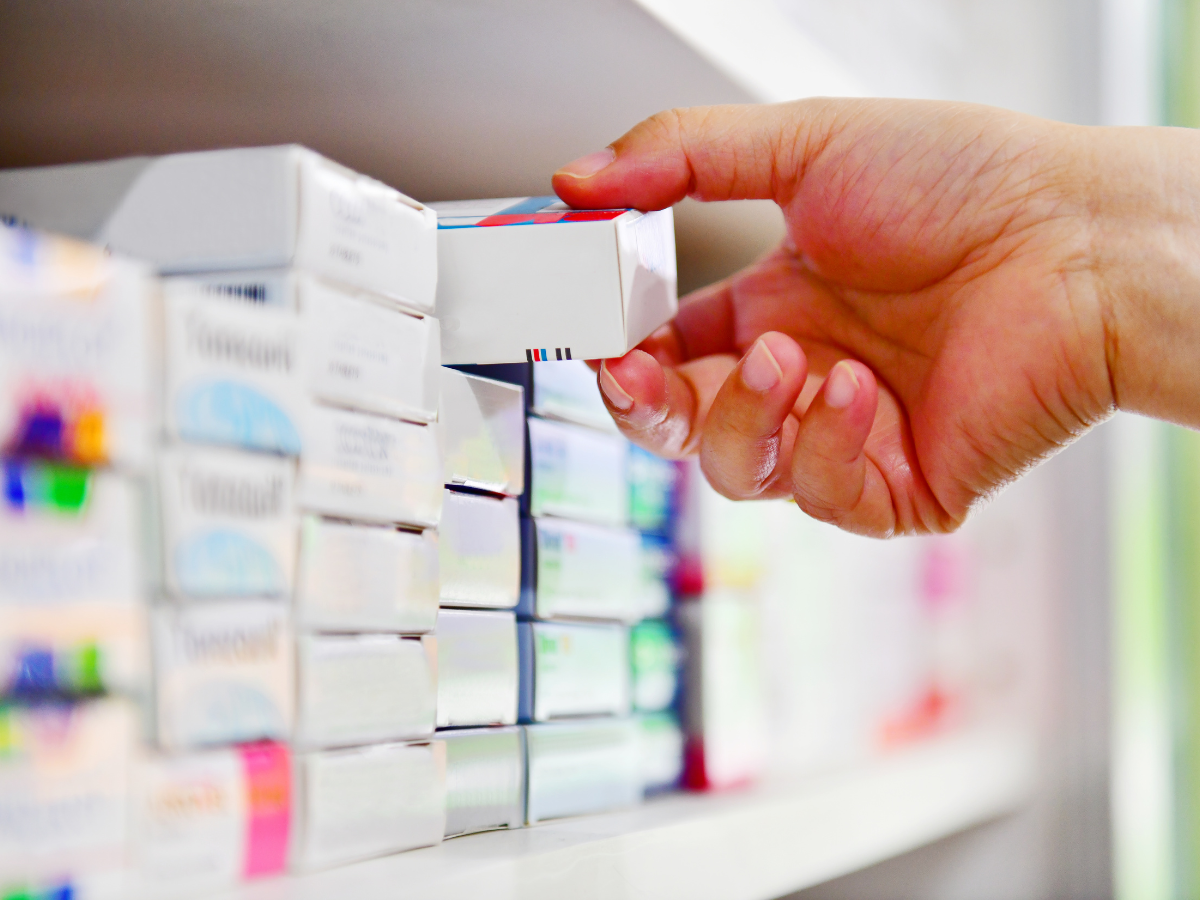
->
[[216, 726, 1035, 900]]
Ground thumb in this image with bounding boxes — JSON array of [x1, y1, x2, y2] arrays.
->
[[552, 101, 833, 210]]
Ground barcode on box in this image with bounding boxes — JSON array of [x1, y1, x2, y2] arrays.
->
[[526, 348, 572, 362]]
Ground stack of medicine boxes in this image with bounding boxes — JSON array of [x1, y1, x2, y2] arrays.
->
[[0, 147, 445, 890], [435, 368, 527, 838], [459, 360, 683, 822], [0, 225, 155, 899]]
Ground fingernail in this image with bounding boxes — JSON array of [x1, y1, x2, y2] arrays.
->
[[557, 148, 616, 180], [599, 361, 634, 411], [741, 339, 782, 392], [825, 361, 860, 409]]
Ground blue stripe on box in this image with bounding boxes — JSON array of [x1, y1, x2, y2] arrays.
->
[[518, 622, 535, 723], [517, 517, 537, 619], [498, 196, 559, 216]]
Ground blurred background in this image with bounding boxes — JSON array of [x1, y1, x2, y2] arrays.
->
[[0, 1, 1196, 898]]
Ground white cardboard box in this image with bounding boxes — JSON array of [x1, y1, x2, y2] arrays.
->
[[298, 405, 443, 527], [438, 368, 525, 495], [636, 712, 684, 794], [0, 699, 137, 890], [531, 360, 616, 432], [173, 270, 441, 422], [0, 225, 156, 468], [433, 197, 676, 364], [152, 600, 294, 750], [518, 621, 631, 722], [0, 146, 438, 313], [157, 445, 297, 600], [294, 634, 436, 750], [163, 284, 306, 456], [524, 720, 640, 824], [132, 742, 291, 896], [435, 609, 518, 728], [679, 590, 769, 790], [440, 727, 525, 838], [438, 489, 520, 610], [523, 517, 642, 623], [527, 416, 629, 526], [291, 741, 445, 872], [296, 516, 439, 634]]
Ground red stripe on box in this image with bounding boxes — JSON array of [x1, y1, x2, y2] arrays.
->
[[561, 210, 625, 222], [477, 212, 568, 227]]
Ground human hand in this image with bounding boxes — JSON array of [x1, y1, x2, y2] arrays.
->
[[553, 100, 1200, 536]]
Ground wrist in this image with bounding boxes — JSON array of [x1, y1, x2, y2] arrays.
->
[[1090, 125, 1200, 425]]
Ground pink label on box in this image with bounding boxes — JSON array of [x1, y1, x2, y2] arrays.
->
[[239, 741, 291, 878]]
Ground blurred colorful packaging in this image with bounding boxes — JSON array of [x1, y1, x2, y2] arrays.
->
[[156, 445, 297, 600], [630, 619, 682, 713], [679, 590, 769, 791], [0, 226, 156, 468], [627, 444, 677, 535], [132, 741, 290, 896], [0, 461, 147, 699], [0, 699, 138, 898], [151, 600, 293, 750], [162, 285, 306, 456], [636, 711, 684, 795]]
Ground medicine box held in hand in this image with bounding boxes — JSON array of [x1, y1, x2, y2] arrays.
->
[[0, 146, 439, 313], [433, 197, 676, 365]]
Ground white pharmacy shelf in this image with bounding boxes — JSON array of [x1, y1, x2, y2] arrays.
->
[[217, 727, 1035, 900]]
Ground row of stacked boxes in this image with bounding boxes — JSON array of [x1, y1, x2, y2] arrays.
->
[[0, 147, 687, 898]]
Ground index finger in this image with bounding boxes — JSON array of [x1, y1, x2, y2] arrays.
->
[[552, 102, 833, 210]]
